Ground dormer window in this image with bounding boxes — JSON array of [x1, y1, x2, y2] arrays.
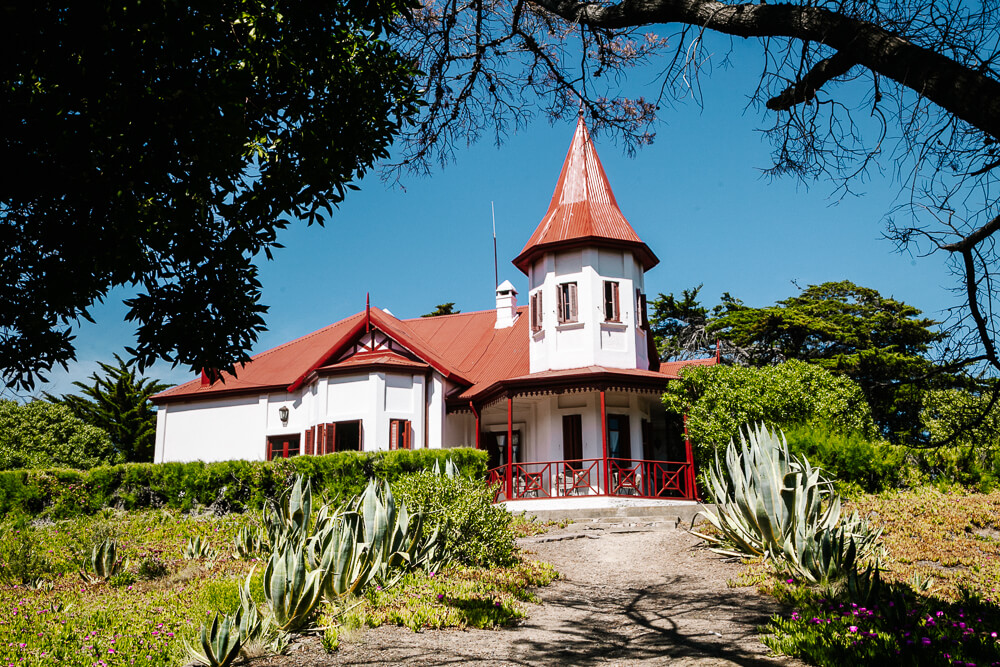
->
[[603, 281, 620, 322], [530, 291, 543, 332], [557, 282, 578, 323]]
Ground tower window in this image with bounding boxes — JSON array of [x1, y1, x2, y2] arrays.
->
[[636, 289, 648, 328], [530, 291, 543, 332], [604, 281, 620, 322], [557, 282, 578, 323]]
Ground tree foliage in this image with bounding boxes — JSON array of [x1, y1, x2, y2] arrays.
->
[[709, 281, 956, 440], [0, 401, 115, 471], [45, 355, 170, 464], [653, 281, 958, 441], [662, 359, 876, 458], [421, 303, 460, 317], [0, 1, 420, 390]]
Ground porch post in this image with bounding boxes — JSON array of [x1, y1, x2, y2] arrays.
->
[[470, 401, 480, 450], [506, 396, 514, 500], [600, 389, 609, 495], [683, 413, 698, 501]]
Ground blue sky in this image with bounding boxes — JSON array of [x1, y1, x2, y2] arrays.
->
[[33, 39, 956, 396]]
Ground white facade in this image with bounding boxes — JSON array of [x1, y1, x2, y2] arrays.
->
[[528, 248, 649, 373]]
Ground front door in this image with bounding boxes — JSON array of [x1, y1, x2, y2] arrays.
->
[[484, 430, 522, 469], [562, 414, 583, 468]]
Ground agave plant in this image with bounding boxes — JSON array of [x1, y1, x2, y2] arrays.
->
[[262, 542, 326, 633], [233, 525, 265, 559], [262, 475, 314, 551], [187, 610, 244, 667], [694, 423, 882, 583], [184, 536, 216, 560], [81, 538, 128, 583], [430, 458, 460, 478]]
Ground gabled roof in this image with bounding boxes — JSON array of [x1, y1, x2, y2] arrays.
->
[[512, 116, 659, 275], [153, 302, 718, 406]]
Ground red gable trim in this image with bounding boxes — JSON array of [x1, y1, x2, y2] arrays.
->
[[286, 308, 468, 392]]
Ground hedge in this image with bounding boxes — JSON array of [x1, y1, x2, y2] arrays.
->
[[0, 448, 487, 519]]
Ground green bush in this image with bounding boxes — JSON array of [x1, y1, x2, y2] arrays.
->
[[0, 448, 487, 520], [782, 424, 910, 495], [663, 360, 877, 461], [392, 470, 516, 567], [0, 400, 116, 470], [918, 388, 1000, 489]]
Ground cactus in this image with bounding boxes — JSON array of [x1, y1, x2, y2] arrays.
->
[[81, 538, 128, 583], [187, 610, 243, 667], [694, 423, 882, 583]]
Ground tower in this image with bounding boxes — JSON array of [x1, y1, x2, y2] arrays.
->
[[514, 117, 658, 373]]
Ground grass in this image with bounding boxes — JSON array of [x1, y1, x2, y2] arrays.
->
[[749, 487, 1000, 666]]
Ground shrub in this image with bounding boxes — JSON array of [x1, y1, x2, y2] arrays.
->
[[781, 423, 910, 495], [392, 470, 516, 567], [919, 388, 1000, 489], [663, 360, 876, 460], [0, 447, 488, 520], [137, 554, 170, 580], [0, 400, 116, 470]]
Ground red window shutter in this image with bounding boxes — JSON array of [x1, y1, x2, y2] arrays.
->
[[612, 282, 620, 322], [389, 419, 399, 450], [568, 283, 578, 322], [326, 422, 336, 454], [556, 286, 565, 323], [404, 421, 412, 450], [305, 427, 315, 456], [538, 291, 543, 329]]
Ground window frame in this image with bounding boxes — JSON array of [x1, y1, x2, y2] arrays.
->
[[603, 280, 621, 323], [389, 418, 412, 450], [530, 290, 543, 333], [557, 282, 578, 324]]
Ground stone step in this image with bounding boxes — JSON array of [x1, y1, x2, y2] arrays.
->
[[515, 503, 715, 524]]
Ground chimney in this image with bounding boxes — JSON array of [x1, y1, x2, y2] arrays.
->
[[495, 280, 518, 329]]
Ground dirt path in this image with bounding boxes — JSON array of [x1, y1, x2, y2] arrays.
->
[[263, 521, 802, 666]]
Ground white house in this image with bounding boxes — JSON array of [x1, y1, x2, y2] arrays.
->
[[152, 117, 717, 503]]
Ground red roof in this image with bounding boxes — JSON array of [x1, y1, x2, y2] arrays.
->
[[153, 304, 717, 406], [512, 116, 659, 275]]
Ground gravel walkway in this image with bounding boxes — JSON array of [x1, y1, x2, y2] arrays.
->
[[255, 521, 803, 666]]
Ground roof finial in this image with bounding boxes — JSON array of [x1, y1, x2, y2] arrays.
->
[[366, 293, 371, 333], [578, 96, 585, 118]]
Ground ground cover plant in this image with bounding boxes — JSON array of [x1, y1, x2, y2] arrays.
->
[[748, 482, 1000, 664]]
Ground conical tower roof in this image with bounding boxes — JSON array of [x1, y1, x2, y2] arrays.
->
[[513, 116, 659, 275]]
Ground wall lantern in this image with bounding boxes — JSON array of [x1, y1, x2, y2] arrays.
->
[[278, 406, 289, 424]]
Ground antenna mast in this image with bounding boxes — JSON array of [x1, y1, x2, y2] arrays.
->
[[492, 201, 498, 290]]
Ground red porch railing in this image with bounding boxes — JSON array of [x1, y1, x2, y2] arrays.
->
[[487, 457, 695, 502]]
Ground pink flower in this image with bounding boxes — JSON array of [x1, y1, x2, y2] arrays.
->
[[849, 626, 858, 633]]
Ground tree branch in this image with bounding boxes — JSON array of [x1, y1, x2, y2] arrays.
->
[[766, 50, 855, 111], [530, 0, 1000, 139]]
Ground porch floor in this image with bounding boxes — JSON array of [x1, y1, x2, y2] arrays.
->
[[502, 495, 702, 517]]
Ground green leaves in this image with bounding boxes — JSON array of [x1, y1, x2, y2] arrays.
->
[[0, 2, 421, 389]]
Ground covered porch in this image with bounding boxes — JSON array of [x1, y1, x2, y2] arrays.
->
[[452, 370, 698, 503]]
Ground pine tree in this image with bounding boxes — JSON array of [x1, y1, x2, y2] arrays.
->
[[45, 355, 169, 463]]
